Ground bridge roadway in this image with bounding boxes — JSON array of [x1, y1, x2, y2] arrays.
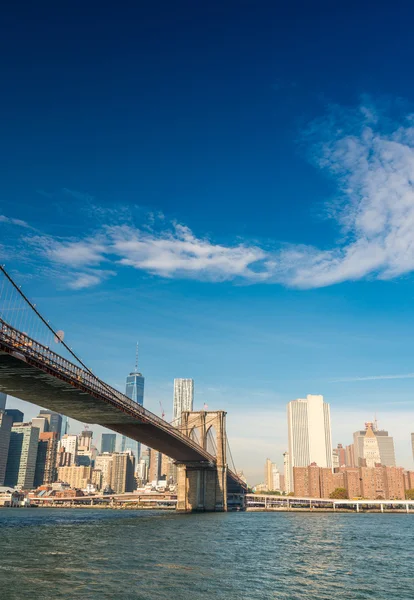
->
[[0, 320, 246, 492]]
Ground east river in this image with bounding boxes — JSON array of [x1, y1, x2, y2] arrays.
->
[[0, 509, 412, 599]]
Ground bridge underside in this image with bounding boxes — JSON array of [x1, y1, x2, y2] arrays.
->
[[0, 351, 209, 463]]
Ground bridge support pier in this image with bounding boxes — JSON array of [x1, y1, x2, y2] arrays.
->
[[176, 410, 228, 512], [176, 463, 227, 512]]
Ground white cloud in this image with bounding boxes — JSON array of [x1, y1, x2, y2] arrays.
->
[[0, 215, 32, 229], [332, 373, 414, 382], [66, 270, 114, 290], [108, 223, 270, 281], [5, 98, 414, 289]]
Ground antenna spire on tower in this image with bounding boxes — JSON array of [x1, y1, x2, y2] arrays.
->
[[135, 342, 139, 372]]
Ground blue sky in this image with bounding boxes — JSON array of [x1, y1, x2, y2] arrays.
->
[[2, 1, 414, 481]]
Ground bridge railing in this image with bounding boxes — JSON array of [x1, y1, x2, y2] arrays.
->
[[0, 318, 216, 461]]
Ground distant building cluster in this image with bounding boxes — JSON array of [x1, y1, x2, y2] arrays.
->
[[0, 350, 197, 503], [260, 394, 414, 502]]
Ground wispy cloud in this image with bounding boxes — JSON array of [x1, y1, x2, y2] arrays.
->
[[62, 188, 95, 203], [4, 98, 414, 290], [0, 215, 32, 229], [332, 373, 414, 382], [66, 270, 115, 290]]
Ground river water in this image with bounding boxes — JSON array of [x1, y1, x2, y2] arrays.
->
[[0, 508, 412, 599]]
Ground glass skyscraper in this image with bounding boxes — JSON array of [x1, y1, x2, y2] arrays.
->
[[101, 433, 117, 454], [121, 345, 145, 460]]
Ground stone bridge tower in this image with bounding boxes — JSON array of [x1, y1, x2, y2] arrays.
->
[[176, 410, 228, 512]]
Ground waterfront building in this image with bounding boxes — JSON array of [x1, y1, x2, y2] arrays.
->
[[293, 464, 405, 500], [287, 394, 333, 488], [95, 453, 114, 489], [5, 423, 40, 489], [5, 409, 24, 424], [279, 474, 285, 492], [120, 345, 145, 461], [173, 378, 194, 425], [0, 411, 13, 485], [110, 452, 135, 493], [353, 423, 396, 467], [403, 470, 414, 491], [101, 433, 117, 454], [0, 392, 6, 411], [57, 465, 92, 490], [320, 468, 345, 498], [59, 434, 78, 464], [34, 432, 58, 486], [39, 411, 63, 439], [332, 451, 339, 470]]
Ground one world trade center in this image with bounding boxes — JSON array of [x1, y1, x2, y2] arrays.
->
[[121, 344, 144, 460]]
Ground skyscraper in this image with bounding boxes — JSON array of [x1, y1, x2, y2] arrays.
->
[[0, 411, 13, 485], [34, 432, 58, 487], [78, 430, 93, 452], [362, 423, 381, 467], [287, 394, 333, 491], [0, 392, 6, 412], [101, 433, 117, 454], [39, 411, 63, 439], [60, 415, 69, 438], [353, 423, 396, 467], [32, 417, 49, 434], [59, 434, 78, 464], [283, 451, 292, 494], [265, 459, 281, 491], [110, 452, 136, 493], [121, 344, 145, 460], [5, 409, 24, 424], [173, 379, 194, 425], [5, 423, 40, 489]]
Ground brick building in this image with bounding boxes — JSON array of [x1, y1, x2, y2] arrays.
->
[[293, 464, 405, 500]]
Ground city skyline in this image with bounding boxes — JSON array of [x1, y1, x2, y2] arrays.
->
[[3, 389, 414, 483]]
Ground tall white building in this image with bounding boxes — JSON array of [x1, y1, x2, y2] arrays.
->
[[287, 394, 333, 491], [173, 379, 194, 425]]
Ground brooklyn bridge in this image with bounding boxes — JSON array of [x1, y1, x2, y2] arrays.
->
[[0, 266, 247, 512]]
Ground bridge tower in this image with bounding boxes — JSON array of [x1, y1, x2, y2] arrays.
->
[[176, 411, 227, 512]]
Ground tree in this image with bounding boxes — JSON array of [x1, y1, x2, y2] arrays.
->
[[405, 489, 414, 500], [329, 487, 348, 500]]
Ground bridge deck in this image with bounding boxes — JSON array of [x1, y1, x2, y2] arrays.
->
[[0, 321, 247, 490]]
